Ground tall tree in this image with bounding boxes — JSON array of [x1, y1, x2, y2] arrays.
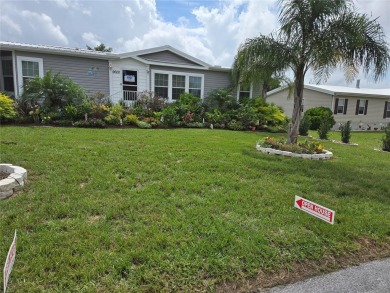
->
[[233, 0, 389, 144], [86, 43, 112, 52]]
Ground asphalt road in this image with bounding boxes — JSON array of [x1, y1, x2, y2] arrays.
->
[[258, 258, 390, 293]]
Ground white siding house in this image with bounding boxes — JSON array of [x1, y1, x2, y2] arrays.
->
[[267, 84, 390, 130]]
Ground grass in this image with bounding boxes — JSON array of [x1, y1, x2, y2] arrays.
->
[[0, 126, 389, 292]]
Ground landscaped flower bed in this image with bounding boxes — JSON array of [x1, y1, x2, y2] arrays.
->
[[256, 137, 333, 160]]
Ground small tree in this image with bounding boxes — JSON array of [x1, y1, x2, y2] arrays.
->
[[382, 126, 390, 152], [340, 121, 352, 143], [299, 114, 311, 136], [318, 117, 333, 140]]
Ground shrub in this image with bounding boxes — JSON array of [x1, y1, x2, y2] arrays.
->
[[304, 107, 336, 130], [74, 118, 106, 128], [299, 114, 311, 136], [134, 91, 166, 112], [124, 114, 138, 125], [104, 104, 123, 125], [204, 88, 238, 112], [181, 111, 194, 124], [0, 93, 17, 122], [21, 70, 85, 113], [340, 121, 352, 143], [382, 126, 390, 152], [160, 105, 179, 126], [317, 117, 333, 139], [136, 120, 152, 129], [227, 120, 245, 131]]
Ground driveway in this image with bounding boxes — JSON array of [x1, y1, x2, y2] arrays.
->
[[257, 258, 390, 293]]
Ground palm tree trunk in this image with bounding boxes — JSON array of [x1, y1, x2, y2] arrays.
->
[[287, 68, 304, 144]]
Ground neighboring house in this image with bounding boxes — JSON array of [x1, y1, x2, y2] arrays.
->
[[267, 84, 390, 130], [0, 41, 262, 104]]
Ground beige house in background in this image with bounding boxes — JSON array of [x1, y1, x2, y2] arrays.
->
[[267, 84, 390, 130]]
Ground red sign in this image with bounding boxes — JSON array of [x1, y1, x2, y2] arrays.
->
[[294, 196, 335, 224], [3, 230, 17, 293]]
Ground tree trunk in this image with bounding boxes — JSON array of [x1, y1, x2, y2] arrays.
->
[[287, 67, 305, 144]]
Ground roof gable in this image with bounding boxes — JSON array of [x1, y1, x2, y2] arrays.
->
[[117, 45, 211, 68], [138, 50, 201, 66]]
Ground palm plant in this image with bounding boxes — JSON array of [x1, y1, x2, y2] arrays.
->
[[233, 0, 389, 144]]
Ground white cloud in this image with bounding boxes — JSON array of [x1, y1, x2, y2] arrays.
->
[[21, 10, 69, 45], [82, 32, 101, 47], [0, 15, 22, 35]]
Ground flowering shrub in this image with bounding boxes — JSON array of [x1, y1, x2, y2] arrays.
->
[[0, 93, 16, 121], [258, 137, 324, 154]]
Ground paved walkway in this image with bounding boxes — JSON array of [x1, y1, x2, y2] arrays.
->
[[259, 258, 390, 293]]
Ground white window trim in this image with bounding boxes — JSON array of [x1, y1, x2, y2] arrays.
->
[[337, 98, 346, 114], [357, 99, 367, 115], [237, 84, 253, 101], [16, 56, 44, 96], [151, 70, 204, 102]]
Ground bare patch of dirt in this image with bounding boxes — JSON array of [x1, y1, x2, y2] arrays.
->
[[216, 238, 390, 293]]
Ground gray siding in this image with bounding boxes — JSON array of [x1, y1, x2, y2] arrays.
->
[[139, 51, 200, 66], [150, 65, 233, 98], [15, 51, 109, 96]]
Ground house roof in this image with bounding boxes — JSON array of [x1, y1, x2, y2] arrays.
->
[[0, 41, 230, 71], [0, 41, 116, 60], [267, 84, 390, 98], [117, 45, 211, 68]]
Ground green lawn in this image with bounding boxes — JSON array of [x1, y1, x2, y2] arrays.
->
[[0, 127, 389, 292]]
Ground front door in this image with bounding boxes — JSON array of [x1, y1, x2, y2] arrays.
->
[[122, 70, 137, 102]]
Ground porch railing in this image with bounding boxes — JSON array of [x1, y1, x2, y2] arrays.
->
[[107, 90, 141, 107]]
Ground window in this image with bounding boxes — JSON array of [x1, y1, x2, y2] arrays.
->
[[154, 73, 169, 99], [189, 76, 202, 98], [238, 84, 251, 101], [355, 99, 368, 115], [172, 75, 185, 100], [152, 70, 204, 102], [1, 59, 14, 92], [334, 98, 348, 114], [16, 56, 43, 95], [384, 101, 390, 119]]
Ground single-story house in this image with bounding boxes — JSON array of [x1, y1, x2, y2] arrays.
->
[[267, 84, 390, 130], [0, 41, 262, 104]]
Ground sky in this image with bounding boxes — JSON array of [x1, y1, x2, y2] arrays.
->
[[0, 0, 389, 88]]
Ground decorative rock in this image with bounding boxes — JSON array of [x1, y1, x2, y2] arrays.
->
[[0, 164, 27, 200], [255, 145, 333, 160]]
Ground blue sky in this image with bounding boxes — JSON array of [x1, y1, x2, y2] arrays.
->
[[0, 0, 389, 88]]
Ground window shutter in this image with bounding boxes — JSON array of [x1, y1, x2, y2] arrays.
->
[[344, 99, 348, 115], [355, 99, 360, 115], [364, 100, 368, 115], [384, 101, 389, 119], [334, 98, 339, 114]]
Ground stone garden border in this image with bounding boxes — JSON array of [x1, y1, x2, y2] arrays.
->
[[0, 164, 27, 200], [255, 145, 333, 160]]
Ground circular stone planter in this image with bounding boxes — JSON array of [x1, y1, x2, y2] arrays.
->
[[255, 145, 333, 160], [0, 164, 27, 200]]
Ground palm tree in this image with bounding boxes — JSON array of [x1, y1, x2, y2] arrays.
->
[[233, 0, 389, 144]]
